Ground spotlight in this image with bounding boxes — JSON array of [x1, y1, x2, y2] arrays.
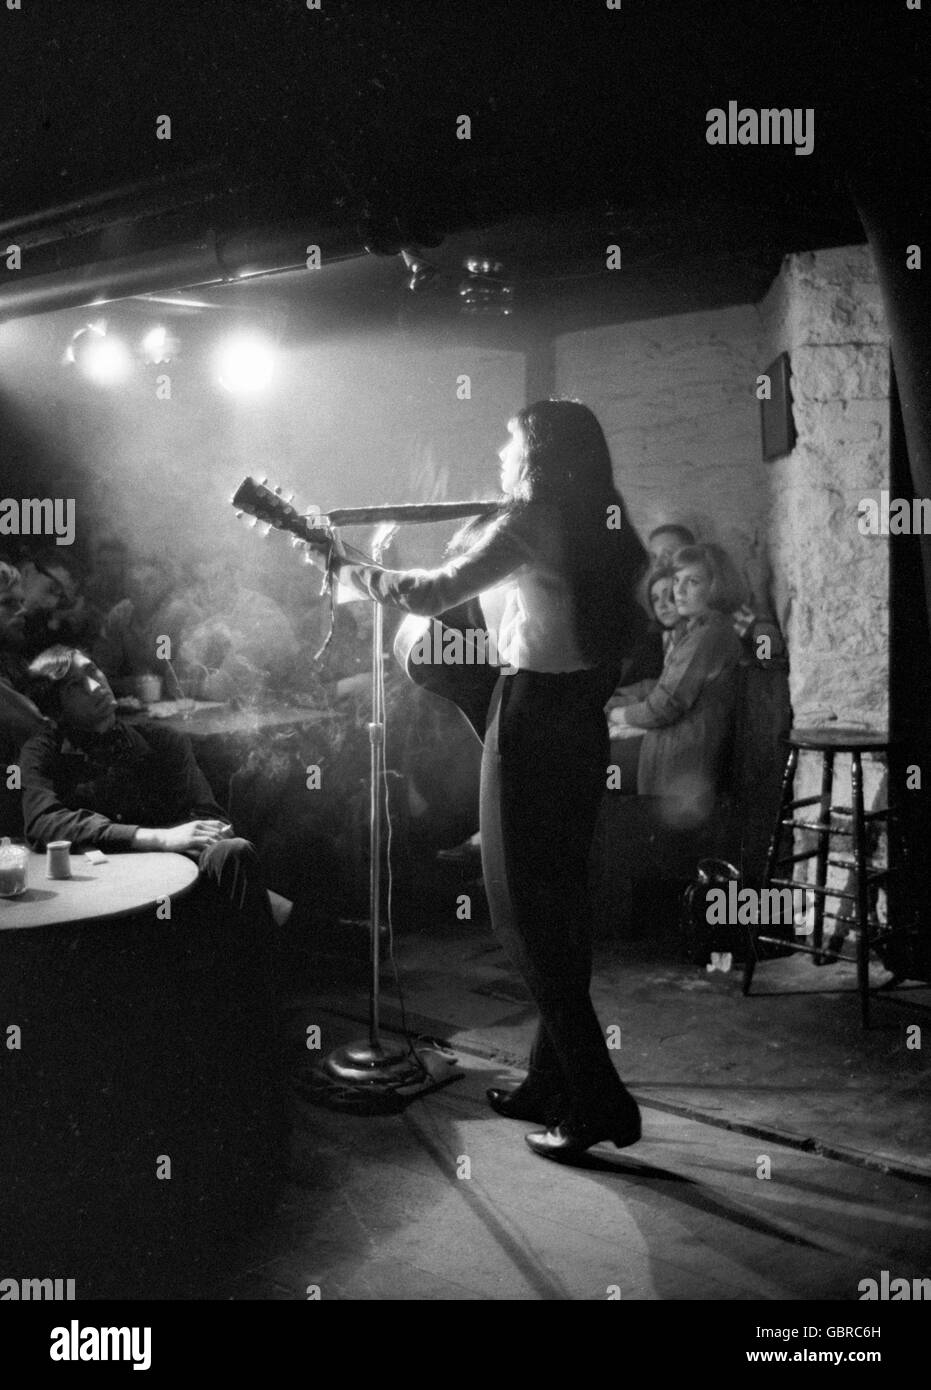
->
[[141, 324, 178, 365], [214, 331, 276, 395], [65, 321, 134, 385], [400, 248, 438, 293], [458, 257, 514, 316]]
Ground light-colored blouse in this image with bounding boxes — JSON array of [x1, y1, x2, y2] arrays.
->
[[330, 503, 592, 673]]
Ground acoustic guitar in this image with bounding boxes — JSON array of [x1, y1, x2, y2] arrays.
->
[[232, 477, 503, 738]]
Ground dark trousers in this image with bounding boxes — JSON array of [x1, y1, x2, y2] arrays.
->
[[480, 668, 634, 1126], [182, 835, 277, 947]]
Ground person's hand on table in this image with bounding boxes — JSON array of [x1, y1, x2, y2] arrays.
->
[[132, 821, 233, 854]]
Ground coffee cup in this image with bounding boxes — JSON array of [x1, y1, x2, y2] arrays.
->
[[46, 841, 72, 880], [136, 674, 162, 704]]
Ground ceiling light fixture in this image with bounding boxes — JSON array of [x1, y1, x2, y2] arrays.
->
[[458, 257, 514, 315], [64, 320, 134, 386], [214, 329, 276, 395], [400, 248, 439, 293]]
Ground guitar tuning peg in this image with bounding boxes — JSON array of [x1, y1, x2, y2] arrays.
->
[[251, 518, 259, 528], [274, 486, 282, 495], [235, 511, 244, 520], [260, 476, 269, 487], [261, 523, 272, 538], [287, 493, 295, 503]]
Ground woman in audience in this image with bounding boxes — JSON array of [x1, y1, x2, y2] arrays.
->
[[605, 566, 682, 789], [648, 524, 786, 660], [613, 563, 682, 692], [611, 543, 744, 827]]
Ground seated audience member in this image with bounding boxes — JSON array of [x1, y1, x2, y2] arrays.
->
[[647, 523, 695, 566], [16, 550, 98, 657], [83, 536, 130, 614], [17, 550, 67, 646], [0, 563, 48, 834], [178, 559, 301, 701], [605, 565, 682, 793], [610, 543, 744, 827], [0, 563, 41, 717], [615, 564, 681, 689], [20, 646, 280, 944], [92, 555, 193, 696], [648, 522, 784, 659]]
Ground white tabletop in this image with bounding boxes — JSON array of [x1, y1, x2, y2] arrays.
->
[[0, 850, 199, 932]]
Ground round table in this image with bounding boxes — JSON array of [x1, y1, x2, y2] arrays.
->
[[0, 845, 283, 1286], [0, 850, 199, 931]]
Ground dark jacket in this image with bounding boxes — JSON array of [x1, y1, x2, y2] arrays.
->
[[0, 649, 47, 836], [618, 627, 665, 686], [625, 610, 742, 816], [20, 717, 225, 851]]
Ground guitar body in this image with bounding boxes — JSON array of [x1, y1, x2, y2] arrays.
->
[[394, 599, 502, 742]]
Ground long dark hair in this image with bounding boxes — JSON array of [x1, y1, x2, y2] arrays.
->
[[637, 562, 676, 626], [512, 399, 648, 665], [447, 400, 648, 666]]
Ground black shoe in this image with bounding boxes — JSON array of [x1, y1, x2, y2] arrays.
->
[[436, 838, 482, 867], [524, 1107, 642, 1163], [486, 1087, 557, 1125]]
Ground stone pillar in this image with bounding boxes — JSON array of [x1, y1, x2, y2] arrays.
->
[[760, 245, 889, 730], [759, 246, 891, 934]]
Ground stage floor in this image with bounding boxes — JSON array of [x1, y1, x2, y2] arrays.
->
[[199, 918, 931, 1301], [304, 916, 931, 1182]]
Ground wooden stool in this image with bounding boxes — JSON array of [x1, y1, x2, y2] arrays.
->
[[741, 728, 905, 1027]]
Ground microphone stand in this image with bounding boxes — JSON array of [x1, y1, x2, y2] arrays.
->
[[324, 525, 423, 1087]]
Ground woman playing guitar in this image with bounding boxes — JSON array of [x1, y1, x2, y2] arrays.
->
[[304, 399, 648, 1162]]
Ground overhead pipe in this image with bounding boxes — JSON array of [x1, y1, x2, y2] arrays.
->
[[0, 224, 370, 321], [0, 163, 223, 242]]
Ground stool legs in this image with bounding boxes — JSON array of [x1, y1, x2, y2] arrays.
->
[[742, 733, 898, 1027], [882, 761, 916, 982], [851, 752, 871, 1028], [811, 750, 834, 964], [743, 745, 798, 996]]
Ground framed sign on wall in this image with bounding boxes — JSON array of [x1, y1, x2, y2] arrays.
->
[[760, 352, 796, 461]]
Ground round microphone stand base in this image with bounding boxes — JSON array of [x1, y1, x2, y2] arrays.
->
[[323, 1038, 425, 1087]]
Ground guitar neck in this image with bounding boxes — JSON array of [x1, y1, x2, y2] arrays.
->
[[232, 476, 502, 548], [323, 500, 501, 526]]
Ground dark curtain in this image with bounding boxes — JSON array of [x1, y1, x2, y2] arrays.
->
[[853, 180, 931, 624], [887, 362, 931, 974]]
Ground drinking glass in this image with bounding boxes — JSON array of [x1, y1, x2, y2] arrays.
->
[[0, 837, 29, 897]]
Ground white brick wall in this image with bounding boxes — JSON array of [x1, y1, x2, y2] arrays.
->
[[758, 246, 890, 730], [555, 305, 773, 614]]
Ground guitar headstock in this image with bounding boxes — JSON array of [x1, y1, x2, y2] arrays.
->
[[231, 477, 331, 547]]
